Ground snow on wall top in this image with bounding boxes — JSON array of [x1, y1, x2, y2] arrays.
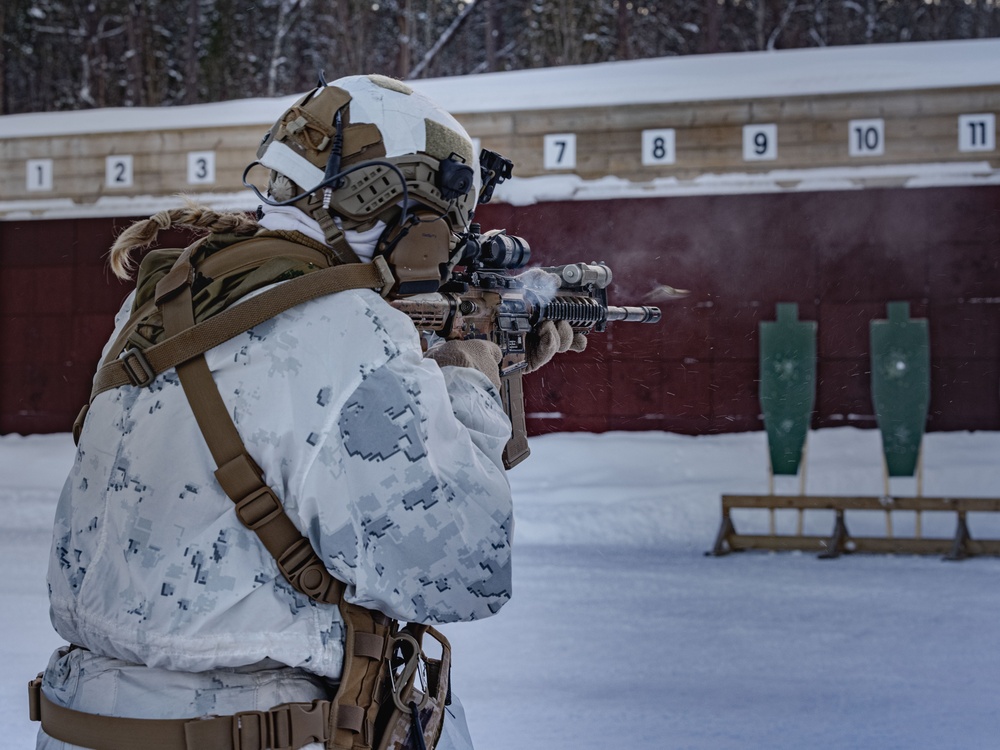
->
[[1, 38, 998, 139]]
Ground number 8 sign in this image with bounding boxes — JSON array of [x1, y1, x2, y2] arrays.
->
[[641, 129, 676, 165]]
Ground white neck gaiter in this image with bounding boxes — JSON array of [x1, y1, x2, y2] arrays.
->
[[257, 204, 384, 263]]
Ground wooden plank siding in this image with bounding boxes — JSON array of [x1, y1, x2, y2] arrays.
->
[[1, 85, 998, 209]]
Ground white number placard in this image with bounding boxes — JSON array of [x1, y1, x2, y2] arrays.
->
[[106, 155, 134, 188], [543, 133, 576, 170], [187, 151, 216, 184], [743, 124, 778, 161], [849, 119, 884, 157], [641, 129, 676, 165], [26, 159, 54, 192], [958, 114, 996, 152]]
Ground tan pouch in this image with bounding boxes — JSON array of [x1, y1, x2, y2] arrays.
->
[[373, 626, 451, 750]]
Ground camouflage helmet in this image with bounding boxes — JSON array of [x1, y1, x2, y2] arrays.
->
[[248, 75, 480, 292]]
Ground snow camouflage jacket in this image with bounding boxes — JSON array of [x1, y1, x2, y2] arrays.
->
[[45, 276, 514, 683]]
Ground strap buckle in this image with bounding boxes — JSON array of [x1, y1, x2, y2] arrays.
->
[[277, 538, 330, 599], [234, 487, 283, 530], [270, 702, 329, 750], [28, 674, 42, 722], [230, 702, 329, 750], [232, 710, 268, 750], [119, 347, 156, 387], [372, 255, 395, 298]]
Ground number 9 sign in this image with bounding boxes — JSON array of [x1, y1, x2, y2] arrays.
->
[[743, 124, 777, 161]]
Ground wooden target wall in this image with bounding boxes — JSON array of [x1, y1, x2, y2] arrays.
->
[[1, 40, 999, 435]]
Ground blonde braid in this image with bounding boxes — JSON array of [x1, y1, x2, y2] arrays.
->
[[109, 200, 259, 280]]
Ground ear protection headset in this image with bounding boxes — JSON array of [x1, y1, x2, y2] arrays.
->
[[243, 81, 478, 296]]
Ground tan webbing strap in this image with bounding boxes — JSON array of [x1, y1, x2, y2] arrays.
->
[[91, 258, 393, 400], [153, 252, 394, 750], [30, 675, 330, 750], [328, 604, 393, 750], [98, 237, 333, 375], [158, 276, 345, 606]]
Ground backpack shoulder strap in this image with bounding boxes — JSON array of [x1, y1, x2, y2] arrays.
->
[[159, 273, 347, 603], [89, 254, 394, 400], [156, 247, 397, 749]]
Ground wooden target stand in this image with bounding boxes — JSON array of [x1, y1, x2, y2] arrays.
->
[[710, 303, 1000, 561]]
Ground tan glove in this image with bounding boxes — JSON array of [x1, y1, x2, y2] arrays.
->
[[525, 320, 587, 372], [517, 267, 588, 372], [425, 339, 503, 391]]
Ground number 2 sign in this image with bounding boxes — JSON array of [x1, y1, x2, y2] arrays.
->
[[106, 155, 134, 188]]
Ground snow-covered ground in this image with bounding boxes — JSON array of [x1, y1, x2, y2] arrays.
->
[[3, 428, 999, 748]]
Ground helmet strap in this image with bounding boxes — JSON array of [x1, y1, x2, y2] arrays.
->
[[300, 192, 360, 265]]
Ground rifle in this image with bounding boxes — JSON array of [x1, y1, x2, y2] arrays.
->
[[391, 225, 662, 468]]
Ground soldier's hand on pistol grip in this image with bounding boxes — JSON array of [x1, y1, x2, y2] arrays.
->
[[425, 339, 503, 391]]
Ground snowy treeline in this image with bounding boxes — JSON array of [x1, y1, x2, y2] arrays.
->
[[2, 0, 999, 115]]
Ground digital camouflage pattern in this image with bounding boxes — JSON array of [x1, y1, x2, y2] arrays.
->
[[39, 282, 512, 747]]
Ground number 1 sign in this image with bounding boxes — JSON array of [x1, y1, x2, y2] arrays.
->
[[26, 159, 54, 192]]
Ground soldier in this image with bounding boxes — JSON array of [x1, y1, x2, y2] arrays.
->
[[34, 75, 579, 750]]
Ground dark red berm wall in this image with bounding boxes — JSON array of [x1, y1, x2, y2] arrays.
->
[[2, 185, 998, 435]]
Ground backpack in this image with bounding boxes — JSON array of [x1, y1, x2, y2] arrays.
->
[[32, 230, 452, 750]]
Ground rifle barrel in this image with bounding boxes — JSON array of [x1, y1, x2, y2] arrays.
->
[[605, 305, 662, 324]]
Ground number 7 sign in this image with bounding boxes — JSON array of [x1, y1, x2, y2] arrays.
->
[[544, 133, 577, 170]]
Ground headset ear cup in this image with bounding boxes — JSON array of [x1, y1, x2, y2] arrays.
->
[[378, 213, 454, 296], [438, 159, 475, 201]]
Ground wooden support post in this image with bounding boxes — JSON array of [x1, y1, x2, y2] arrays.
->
[[710, 510, 737, 556], [818, 509, 850, 559], [945, 511, 973, 561], [799, 437, 809, 496]]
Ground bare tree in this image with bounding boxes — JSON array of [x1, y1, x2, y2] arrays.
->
[[2, 0, 999, 114]]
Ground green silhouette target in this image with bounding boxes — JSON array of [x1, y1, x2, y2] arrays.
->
[[870, 302, 930, 477], [759, 303, 817, 476]]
